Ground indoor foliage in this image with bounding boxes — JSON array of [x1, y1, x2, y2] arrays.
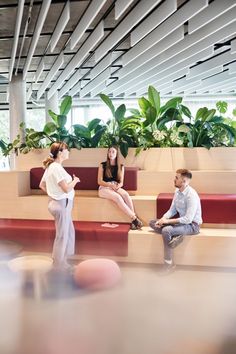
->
[[0, 86, 236, 158]]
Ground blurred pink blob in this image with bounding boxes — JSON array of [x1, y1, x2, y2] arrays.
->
[[74, 258, 121, 290]]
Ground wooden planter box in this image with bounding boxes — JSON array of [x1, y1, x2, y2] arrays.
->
[[14, 147, 236, 171]]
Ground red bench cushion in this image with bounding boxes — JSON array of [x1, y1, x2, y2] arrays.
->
[[156, 193, 236, 224], [30, 167, 138, 190], [0, 219, 129, 256]]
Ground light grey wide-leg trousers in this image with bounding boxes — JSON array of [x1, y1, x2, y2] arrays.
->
[[48, 198, 75, 264], [149, 219, 200, 262]]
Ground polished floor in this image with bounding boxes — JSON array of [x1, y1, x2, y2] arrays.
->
[[0, 258, 236, 354]]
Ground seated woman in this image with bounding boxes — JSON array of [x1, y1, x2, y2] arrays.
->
[[97, 146, 142, 230]]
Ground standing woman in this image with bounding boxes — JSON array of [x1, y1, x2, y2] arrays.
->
[[39, 142, 80, 269], [98, 146, 142, 230]]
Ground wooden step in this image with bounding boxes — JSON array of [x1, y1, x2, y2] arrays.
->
[[0, 195, 157, 224], [76, 227, 236, 267]]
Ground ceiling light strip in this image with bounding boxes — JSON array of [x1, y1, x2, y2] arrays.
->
[[50, 1, 70, 53], [95, 0, 162, 63], [131, 0, 177, 46], [123, 0, 208, 66], [9, 0, 24, 82], [70, 0, 107, 50], [189, 0, 236, 34], [23, 0, 51, 80], [37, 53, 64, 100], [48, 21, 104, 99]]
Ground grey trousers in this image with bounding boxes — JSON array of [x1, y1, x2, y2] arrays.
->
[[149, 219, 200, 262], [48, 198, 75, 264]]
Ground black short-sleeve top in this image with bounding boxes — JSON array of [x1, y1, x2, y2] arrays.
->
[[101, 161, 121, 182]]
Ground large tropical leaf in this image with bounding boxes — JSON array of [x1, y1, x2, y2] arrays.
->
[[208, 115, 223, 123], [203, 109, 216, 122], [148, 86, 160, 115], [217, 123, 236, 145], [180, 104, 192, 118], [73, 124, 91, 139], [60, 96, 72, 116], [195, 107, 208, 121], [216, 101, 228, 114], [120, 117, 142, 130], [43, 122, 57, 134], [57, 114, 67, 129], [115, 104, 126, 122], [162, 107, 181, 120], [145, 106, 157, 125], [87, 118, 102, 131], [99, 94, 115, 116], [138, 97, 152, 113], [160, 97, 182, 114], [128, 108, 141, 117], [48, 110, 58, 123], [91, 127, 107, 147], [120, 140, 129, 157]]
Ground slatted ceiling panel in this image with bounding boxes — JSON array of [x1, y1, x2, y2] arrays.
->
[[0, 0, 236, 105], [229, 62, 236, 74], [0, 92, 7, 101]]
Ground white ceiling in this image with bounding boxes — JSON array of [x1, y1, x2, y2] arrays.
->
[[0, 0, 236, 107]]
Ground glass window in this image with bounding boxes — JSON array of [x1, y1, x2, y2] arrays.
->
[[25, 108, 45, 131]]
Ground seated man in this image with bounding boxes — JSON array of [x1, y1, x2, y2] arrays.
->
[[149, 169, 202, 272]]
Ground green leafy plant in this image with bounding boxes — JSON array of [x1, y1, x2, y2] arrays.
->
[[99, 94, 142, 157], [177, 107, 236, 148], [1, 89, 236, 159], [0, 122, 44, 156], [73, 118, 107, 148], [130, 86, 191, 150]]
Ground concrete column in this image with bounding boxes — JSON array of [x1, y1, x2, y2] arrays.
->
[[45, 91, 59, 122], [9, 73, 26, 141]]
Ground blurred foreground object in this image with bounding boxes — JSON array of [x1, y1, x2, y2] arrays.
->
[[74, 258, 121, 290]]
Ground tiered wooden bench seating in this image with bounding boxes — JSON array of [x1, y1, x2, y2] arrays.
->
[[0, 148, 236, 267]]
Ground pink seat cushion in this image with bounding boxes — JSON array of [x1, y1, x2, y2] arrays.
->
[[156, 193, 236, 224], [74, 258, 121, 290]]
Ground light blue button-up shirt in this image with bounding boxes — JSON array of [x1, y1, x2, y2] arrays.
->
[[163, 185, 202, 225]]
